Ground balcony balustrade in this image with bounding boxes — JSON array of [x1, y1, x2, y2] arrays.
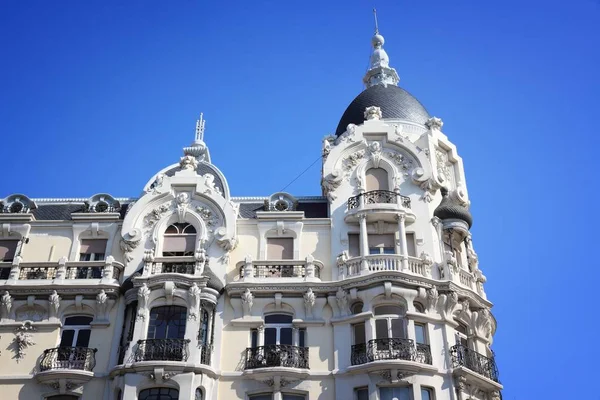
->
[[134, 339, 190, 362], [340, 254, 430, 278], [146, 256, 202, 276], [199, 344, 212, 365], [347, 190, 411, 210], [0, 259, 122, 282], [245, 344, 309, 370], [238, 259, 322, 280], [450, 344, 499, 383], [39, 347, 97, 372], [351, 338, 432, 366]]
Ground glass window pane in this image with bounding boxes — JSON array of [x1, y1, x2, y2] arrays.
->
[[249, 395, 273, 400], [375, 319, 388, 339], [383, 247, 395, 254], [369, 247, 380, 255], [264, 314, 293, 324], [298, 328, 306, 347], [280, 328, 293, 345], [391, 319, 404, 338], [374, 305, 404, 316], [355, 388, 369, 400], [251, 329, 258, 348], [264, 328, 277, 345], [139, 387, 180, 400], [65, 316, 93, 326], [415, 324, 426, 344], [282, 395, 305, 400], [421, 388, 432, 400], [380, 387, 410, 400], [75, 329, 91, 347], [59, 330, 75, 347], [351, 302, 363, 314], [353, 323, 365, 344]]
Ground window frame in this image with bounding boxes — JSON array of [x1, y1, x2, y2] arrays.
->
[[263, 313, 294, 346], [162, 223, 197, 257], [373, 305, 406, 340], [354, 387, 369, 400], [414, 322, 428, 345], [147, 306, 188, 340], [60, 315, 93, 348], [421, 387, 435, 400], [138, 387, 180, 400]]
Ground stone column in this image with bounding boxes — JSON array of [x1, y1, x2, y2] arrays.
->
[[359, 214, 370, 273], [257, 325, 265, 346], [293, 327, 299, 346], [396, 214, 409, 271]]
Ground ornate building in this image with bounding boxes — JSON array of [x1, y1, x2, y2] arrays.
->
[[0, 28, 501, 400]]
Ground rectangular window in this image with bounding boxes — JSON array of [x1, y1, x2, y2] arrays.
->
[[251, 329, 258, 348], [298, 328, 306, 347], [406, 233, 416, 257], [421, 387, 434, 400], [79, 239, 107, 261], [348, 233, 360, 257], [0, 240, 18, 262], [380, 387, 410, 400], [353, 323, 365, 345], [391, 319, 404, 338], [368, 234, 395, 255], [355, 387, 369, 400], [375, 319, 388, 339], [415, 323, 427, 344], [162, 236, 195, 255], [266, 238, 293, 260], [249, 395, 273, 400], [282, 394, 305, 400]]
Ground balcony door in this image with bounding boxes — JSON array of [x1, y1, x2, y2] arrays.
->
[[145, 306, 187, 361], [57, 316, 93, 368], [266, 238, 293, 260], [264, 314, 293, 346], [365, 168, 389, 192], [373, 305, 409, 360]]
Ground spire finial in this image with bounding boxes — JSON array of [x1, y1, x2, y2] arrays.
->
[[362, 9, 400, 88], [195, 113, 205, 142], [373, 8, 379, 34]]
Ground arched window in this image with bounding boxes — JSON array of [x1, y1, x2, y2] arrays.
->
[[374, 305, 405, 340], [148, 306, 187, 339], [195, 388, 203, 400], [264, 314, 293, 346], [139, 388, 179, 400], [351, 302, 363, 314], [163, 223, 196, 256], [46, 396, 79, 400], [365, 168, 389, 192]]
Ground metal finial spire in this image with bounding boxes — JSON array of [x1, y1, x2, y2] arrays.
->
[[195, 113, 205, 142], [373, 8, 379, 34]]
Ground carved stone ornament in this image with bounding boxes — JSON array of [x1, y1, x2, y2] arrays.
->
[[120, 229, 142, 262], [439, 291, 459, 321], [49, 290, 61, 318], [336, 251, 349, 267], [335, 287, 348, 316], [426, 287, 438, 311], [384, 150, 414, 178], [1, 291, 12, 320], [364, 106, 382, 120], [144, 204, 171, 228], [303, 288, 316, 319], [490, 391, 502, 400], [188, 283, 201, 321], [146, 173, 165, 194], [321, 169, 343, 201], [82, 193, 121, 213], [0, 194, 37, 214], [241, 288, 253, 316], [426, 116, 444, 130], [176, 192, 191, 222], [435, 147, 454, 187], [14, 322, 36, 362], [179, 155, 199, 171], [343, 150, 365, 175], [137, 284, 151, 321], [96, 290, 108, 320], [322, 136, 334, 159]]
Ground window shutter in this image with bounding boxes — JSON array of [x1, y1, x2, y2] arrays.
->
[[406, 233, 416, 257], [348, 234, 360, 257], [368, 234, 395, 249], [266, 238, 293, 260], [80, 239, 107, 254], [0, 241, 18, 262], [365, 168, 389, 191], [163, 236, 195, 253]]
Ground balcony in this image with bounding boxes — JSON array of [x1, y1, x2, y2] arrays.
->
[[0, 258, 122, 283], [40, 346, 97, 372], [348, 190, 411, 210], [245, 344, 309, 370], [351, 338, 432, 366], [145, 256, 202, 276], [339, 254, 431, 279], [238, 259, 322, 280], [133, 339, 190, 362], [35, 347, 97, 387], [345, 190, 414, 224], [451, 344, 499, 383]]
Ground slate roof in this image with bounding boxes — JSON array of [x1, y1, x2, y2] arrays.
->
[[335, 84, 430, 136]]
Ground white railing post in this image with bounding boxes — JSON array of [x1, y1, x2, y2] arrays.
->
[[243, 255, 254, 279]]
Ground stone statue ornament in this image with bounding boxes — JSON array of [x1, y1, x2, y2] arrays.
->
[[241, 288, 253, 317], [137, 284, 151, 321], [336, 287, 348, 316], [303, 288, 316, 319]]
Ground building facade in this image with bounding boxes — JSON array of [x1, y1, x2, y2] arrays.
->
[[0, 30, 501, 400]]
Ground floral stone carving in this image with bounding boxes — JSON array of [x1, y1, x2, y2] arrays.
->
[[14, 322, 36, 362]]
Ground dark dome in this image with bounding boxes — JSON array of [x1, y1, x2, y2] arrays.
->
[[335, 84, 430, 136], [434, 188, 473, 228]]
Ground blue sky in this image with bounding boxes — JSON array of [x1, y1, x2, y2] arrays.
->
[[1, 1, 599, 398]]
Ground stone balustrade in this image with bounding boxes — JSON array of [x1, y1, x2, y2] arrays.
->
[[0, 256, 123, 282], [237, 256, 322, 280]]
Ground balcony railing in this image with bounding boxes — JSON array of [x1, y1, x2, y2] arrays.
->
[[199, 344, 212, 365], [340, 255, 429, 278], [351, 338, 432, 366], [451, 344, 500, 383], [146, 256, 201, 275], [134, 339, 190, 362], [39, 347, 97, 372], [347, 190, 411, 210], [161, 262, 195, 274], [3, 259, 123, 281], [238, 259, 322, 280], [245, 344, 309, 370]]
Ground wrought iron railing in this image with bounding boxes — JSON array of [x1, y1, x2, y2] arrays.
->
[[245, 344, 309, 369], [134, 339, 190, 362], [350, 338, 431, 365], [347, 190, 411, 210], [0, 265, 11, 280], [450, 344, 500, 382], [199, 344, 212, 365], [39, 347, 97, 372], [161, 262, 195, 274]]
